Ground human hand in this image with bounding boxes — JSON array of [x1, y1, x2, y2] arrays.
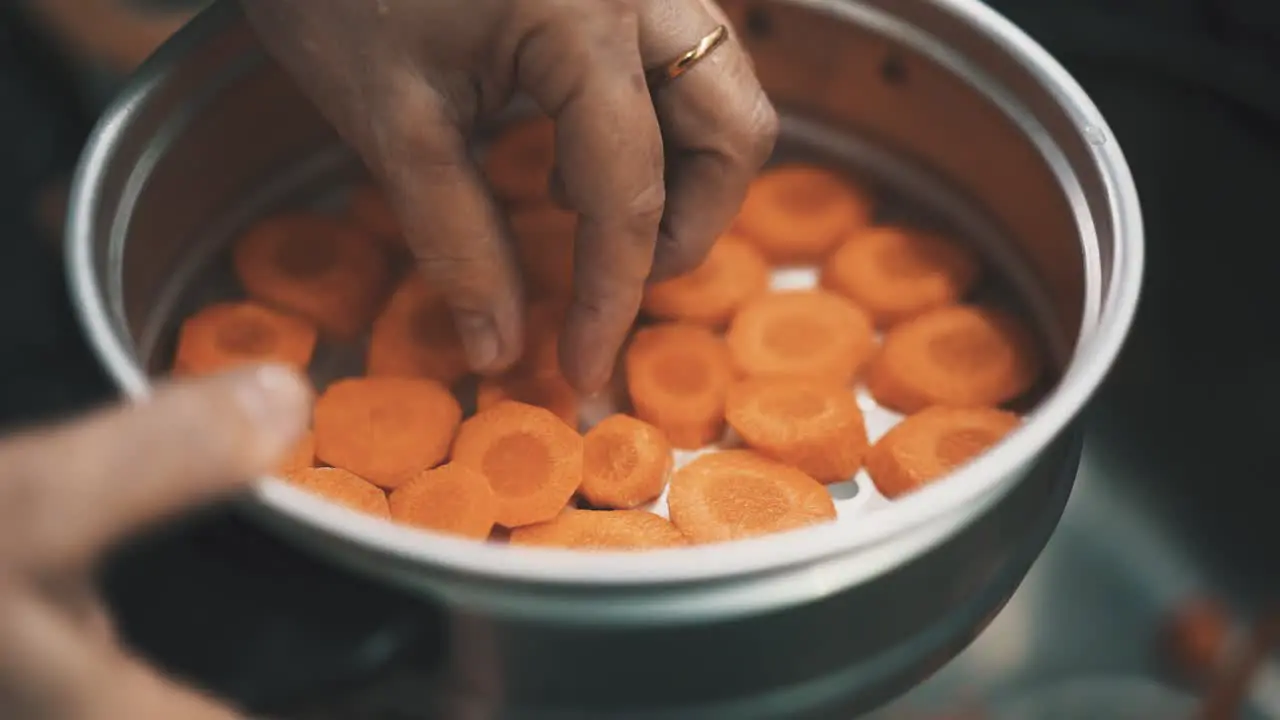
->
[[242, 0, 779, 393], [0, 365, 311, 719]]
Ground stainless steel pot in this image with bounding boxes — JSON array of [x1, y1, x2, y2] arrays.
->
[[65, 0, 1142, 716]]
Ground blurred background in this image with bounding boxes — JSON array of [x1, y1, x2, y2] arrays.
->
[[4, 0, 1280, 716]]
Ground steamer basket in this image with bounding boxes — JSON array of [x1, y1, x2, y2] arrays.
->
[[66, 0, 1142, 716]]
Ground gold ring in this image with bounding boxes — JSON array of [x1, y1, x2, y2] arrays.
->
[[645, 25, 730, 90]]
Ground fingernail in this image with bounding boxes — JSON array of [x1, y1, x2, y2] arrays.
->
[[454, 311, 500, 370], [230, 364, 312, 463]]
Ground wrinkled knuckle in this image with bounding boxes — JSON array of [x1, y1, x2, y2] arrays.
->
[[413, 255, 494, 309], [624, 180, 667, 234], [740, 93, 781, 167]]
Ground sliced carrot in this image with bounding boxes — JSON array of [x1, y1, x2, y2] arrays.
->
[[625, 323, 735, 449], [515, 300, 568, 378], [820, 225, 981, 327], [232, 211, 391, 340], [313, 376, 462, 490], [866, 305, 1042, 413], [287, 467, 390, 518], [510, 509, 687, 550], [667, 450, 836, 543], [725, 289, 875, 384], [388, 462, 497, 540], [734, 165, 873, 264], [641, 233, 770, 328], [346, 184, 406, 249], [277, 430, 315, 476], [366, 273, 470, 386], [865, 405, 1019, 499], [477, 372, 579, 429], [483, 116, 556, 205], [451, 401, 584, 528], [724, 378, 868, 484], [508, 203, 575, 301], [579, 414, 672, 509], [172, 301, 317, 376]]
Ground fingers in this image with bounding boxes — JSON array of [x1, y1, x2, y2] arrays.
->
[[513, 4, 666, 393], [0, 365, 311, 570], [377, 82, 526, 373], [637, 0, 779, 280]]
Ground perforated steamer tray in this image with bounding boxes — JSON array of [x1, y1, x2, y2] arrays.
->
[[136, 112, 1067, 537]]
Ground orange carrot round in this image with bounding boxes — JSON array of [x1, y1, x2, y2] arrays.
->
[[724, 378, 868, 484], [483, 116, 556, 205], [510, 509, 687, 550], [346, 184, 406, 249], [313, 376, 462, 490], [641, 233, 770, 328], [477, 372, 579, 429], [366, 273, 470, 385], [516, 300, 568, 378], [726, 289, 876, 384], [820, 225, 980, 327], [388, 462, 497, 540], [624, 323, 735, 449], [734, 165, 873, 264], [278, 430, 315, 476], [508, 203, 576, 301], [232, 211, 391, 340], [287, 467, 390, 518], [451, 401, 584, 528], [866, 305, 1042, 413], [580, 414, 672, 509], [667, 450, 837, 543], [865, 405, 1020, 499], [173, 301, 317, 376]]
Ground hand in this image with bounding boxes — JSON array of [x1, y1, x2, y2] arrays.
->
[[0, 366, 311, 719], [243, 0, 779, 393]]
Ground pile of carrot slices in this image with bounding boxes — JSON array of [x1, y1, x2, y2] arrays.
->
[[168, 118, 1047, 551]]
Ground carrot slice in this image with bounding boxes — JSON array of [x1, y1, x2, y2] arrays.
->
[[820, 226, 981, 328], [366, 273, 470, 385], [625, 323, 735, 449], [508, 203, 576, 301], [865, 405, 1019, 499], [313, 377, 462, 490], [477, 372, 579, 429], [734, 165, 873, 264], [483, 116, 557, 205], [346, 184, 406, 249], [388, 462, 497, 540], [724, 378, 868, 484], [667, 450, 836, 543], [278, 430, 315, 476], [866, 305, 1042, 413], [580, 414, 673, 509], [516, 300, 568, 378], [451, 401, 584, 528], [233, 211, 391, 340], [641, 233, 770, 328], [726, 289, 875, 384], [510, 509, 687, 550], [287, 467, 390, 518], [172, 301, 317, 376]]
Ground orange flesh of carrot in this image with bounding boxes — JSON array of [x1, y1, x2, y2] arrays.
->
[[388, 462, 498, 540], [483, 116, 557, 205], [510, 508, 687, 550], [866, 304, 1042, 413], [507, 203, 576, 302], [477, 372, 580, 429], [232, 211, 391, 340], [667, 450, 836, 543], [451, 401, 584, 528], [820, 225, 981, 328], [624, 323, 735, 449], [641, 233, 771, 328], [313, 376, 462, 490], [579, 414, 673, 509], [864, 405, 1019, 499], [724, 378, 868, 484], [287, 467, 390, 518], [278, 429, 315, 476], [733, 165, 873, 264], [725, 289, 876, 385], [366, 273, 470, 386], [346, 184, 406, 248], [172, 301, 317, 376]]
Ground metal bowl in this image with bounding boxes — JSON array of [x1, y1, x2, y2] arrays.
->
[[65, 0, 1142, 716]]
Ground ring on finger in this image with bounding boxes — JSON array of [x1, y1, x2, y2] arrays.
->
[[644, 24, 730, 91]]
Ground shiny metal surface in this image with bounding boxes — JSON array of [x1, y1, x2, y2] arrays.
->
[[65, 0, 1142, 715]]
